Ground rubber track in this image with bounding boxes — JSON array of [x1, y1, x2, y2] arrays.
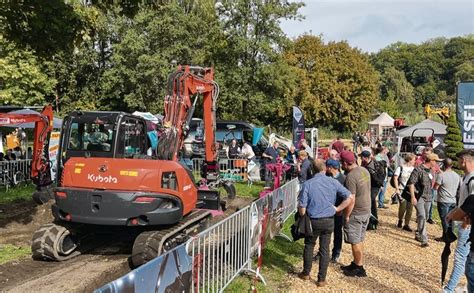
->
[[131, 210, 211, 267], [31, 223, 81, 261]]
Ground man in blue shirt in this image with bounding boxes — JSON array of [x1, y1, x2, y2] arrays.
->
[[298, 159, 354, 287]]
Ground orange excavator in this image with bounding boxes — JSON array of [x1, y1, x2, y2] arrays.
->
[[0, 105, 54, 203], [31, 66, 233, 267]]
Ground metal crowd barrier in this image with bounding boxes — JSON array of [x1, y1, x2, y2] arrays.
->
[[192, 158, 249, 182], [0, 159, 32, 190], [95, 179, 300, 293]]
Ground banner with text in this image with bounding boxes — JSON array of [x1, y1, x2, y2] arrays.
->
[[292, 106, 305, 149], [457, 82, 474, 149], [49, 131, 60, 180]]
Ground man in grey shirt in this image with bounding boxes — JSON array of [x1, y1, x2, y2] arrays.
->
[[434, 158, 461, 240]]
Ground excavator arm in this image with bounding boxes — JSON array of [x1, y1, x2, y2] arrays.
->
[[0, 105, 54, 187], [157, 66, 218, 166]]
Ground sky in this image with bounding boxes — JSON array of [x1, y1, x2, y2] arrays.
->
[[281, 0, 474, 53]]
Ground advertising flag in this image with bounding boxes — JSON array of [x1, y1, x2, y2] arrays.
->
[[292, 106, 305, 149]]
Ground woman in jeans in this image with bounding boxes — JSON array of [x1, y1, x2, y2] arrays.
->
[[393, 153, 416, 231]]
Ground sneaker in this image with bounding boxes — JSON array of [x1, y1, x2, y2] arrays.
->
[[343, 266, 367, 277], [402, 225, 413, 232], [331, 255, 341, 263], [421, 242, 429, 248], [434, 237, 444, 242], [415, 235, 422, 242], [397, 220, 403, 228], [316, 280, 328, 287], [427, 219, 435, 224], [341, 261, 357, 271], [298, 272, 311, 281], [380, 206, 389, 209]]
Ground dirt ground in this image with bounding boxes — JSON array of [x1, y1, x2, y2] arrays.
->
[[0, 195, 254, 292], [285, 200, 468, 292]]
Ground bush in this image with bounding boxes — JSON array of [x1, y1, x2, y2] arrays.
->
[[445, 114, 463, 169]]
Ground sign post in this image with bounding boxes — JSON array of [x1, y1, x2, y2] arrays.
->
[[292, 106, 305, 149]]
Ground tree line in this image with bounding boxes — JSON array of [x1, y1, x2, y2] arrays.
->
[[1, 0, 473, 131]]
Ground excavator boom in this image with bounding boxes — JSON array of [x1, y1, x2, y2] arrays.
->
[[0, 105, 54, 187]]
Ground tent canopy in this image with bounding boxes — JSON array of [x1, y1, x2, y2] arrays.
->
[[368, 112, 394, 127], [395, 119, 447, 138], [3, 109, 63, 129]]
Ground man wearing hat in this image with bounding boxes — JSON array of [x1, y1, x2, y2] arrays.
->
[[339, 150, 371, 277], [406, 152, 443, 247], [326, 158, 346, 262]]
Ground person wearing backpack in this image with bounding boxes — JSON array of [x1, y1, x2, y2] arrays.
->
[[375, 146, 390, 208], [360, 150, 386, 230], [392, 153, 416, 231]]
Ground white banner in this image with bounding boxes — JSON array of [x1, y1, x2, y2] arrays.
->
[[49, 132, 60, 180]]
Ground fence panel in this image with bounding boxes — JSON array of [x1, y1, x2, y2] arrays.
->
[[192, 158, 249, 182], [95, 178, 300, 293], [0, 159, 32, 189]]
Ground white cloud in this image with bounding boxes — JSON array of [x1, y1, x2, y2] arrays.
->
[[282, 0, 474, 52]]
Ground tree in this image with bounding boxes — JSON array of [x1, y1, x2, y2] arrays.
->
[[0, 38, 56, 106], [282, 35, 379, 131], [211, 0, 303, 126], [445, 114, 464, 168], [379, 67, 415, 113]]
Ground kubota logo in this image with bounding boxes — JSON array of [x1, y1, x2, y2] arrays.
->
[[87, 174, 118, 183]]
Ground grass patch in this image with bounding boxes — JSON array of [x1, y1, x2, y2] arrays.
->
[[233, 181, 265, 198], [0, 244, 31, 264], [225, 216, 303, 292], [0, 184, 35, 204]]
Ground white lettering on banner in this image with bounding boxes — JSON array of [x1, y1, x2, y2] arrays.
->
[[0, 118, 10, 124], [464, 105, 474, 144], [87, 174, 118, 184]]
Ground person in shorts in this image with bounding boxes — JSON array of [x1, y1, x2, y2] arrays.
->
[[339, 150, 371, 277]]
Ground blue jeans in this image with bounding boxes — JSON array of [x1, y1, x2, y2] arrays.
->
[[378, 179, 388, 207], [428, 189, 437, 221], [444, 224, 471, 292], [465, 250, 474, 292], [437, 202, 456, 235]]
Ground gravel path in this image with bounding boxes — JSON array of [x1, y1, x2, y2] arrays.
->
[[286, 202, 468, 292]]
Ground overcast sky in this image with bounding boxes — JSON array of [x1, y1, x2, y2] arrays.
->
[[281, 0, 474, 53]]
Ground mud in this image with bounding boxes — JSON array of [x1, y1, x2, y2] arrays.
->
[[0, 195, 256, 292]]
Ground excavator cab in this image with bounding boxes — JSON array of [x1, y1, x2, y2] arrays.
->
[[57, 111, 149, 179]]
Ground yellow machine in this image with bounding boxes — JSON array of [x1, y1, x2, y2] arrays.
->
[[424, 104, 450, 124]]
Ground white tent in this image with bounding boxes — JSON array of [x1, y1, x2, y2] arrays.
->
[[393, 119, 447, 165], [368, 112, 394, 137], [395, 119, 447, 138]]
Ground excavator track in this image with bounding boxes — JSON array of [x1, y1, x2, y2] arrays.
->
[[131, 210, 211, 267]]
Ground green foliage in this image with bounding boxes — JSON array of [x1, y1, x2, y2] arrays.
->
[[0, 38, 56, 106], [445, 114, 464, 163], [371, 36, 474, 106], [282, 35, 379, 131]]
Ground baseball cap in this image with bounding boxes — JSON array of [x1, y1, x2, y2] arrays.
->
[[326, 158, 340, 169], [426, 153, 443, 162], [360, 150, 371, 158], [340, 150, 355, 164]]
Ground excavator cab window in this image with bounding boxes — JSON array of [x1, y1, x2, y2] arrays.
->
[[116, 117, 147, 158], [68, 121, 113, 152]]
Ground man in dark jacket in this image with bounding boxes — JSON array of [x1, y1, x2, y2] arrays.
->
[[297, 159, 354, 287], [407, 153, 442, 247], [326, 159, 346, 262], [360, 150, 383, 229], [298, 150, 313, 183]]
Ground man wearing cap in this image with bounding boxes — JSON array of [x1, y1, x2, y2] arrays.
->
[[326, 158, 346, 262], [297, 159, 354, 286], [339, 150, 371, 277], [406, 152, 443, 247]]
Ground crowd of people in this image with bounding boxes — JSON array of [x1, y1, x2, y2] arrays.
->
[[291, 137, 474, 291]]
